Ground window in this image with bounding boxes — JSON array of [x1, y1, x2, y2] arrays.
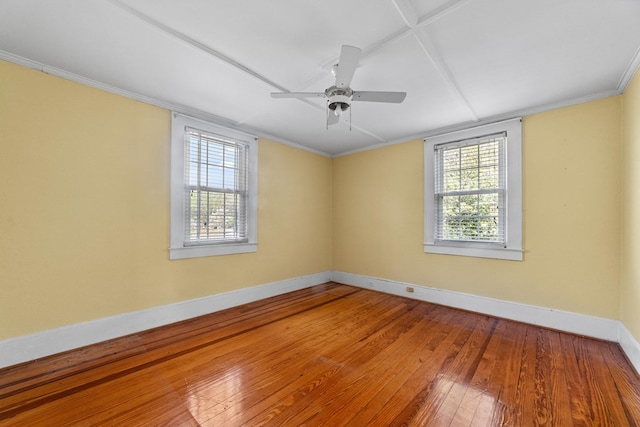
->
[[435, 134, 505, 242], [424, 118, 522, 260], [170, 113, 257, 259]]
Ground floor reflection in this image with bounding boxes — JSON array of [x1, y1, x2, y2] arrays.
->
[[429, 376, 499, 424], [185, 365, 246, 425]]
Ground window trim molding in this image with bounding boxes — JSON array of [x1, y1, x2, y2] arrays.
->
[[424, 118, 523, 261], [170, 113, 258, 260]]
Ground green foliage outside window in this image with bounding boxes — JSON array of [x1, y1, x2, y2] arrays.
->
[[436, 137, 504, 242]]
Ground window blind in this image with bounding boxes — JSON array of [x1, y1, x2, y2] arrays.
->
[[434, 132, 506, 244], [184, 127, 249, 245]]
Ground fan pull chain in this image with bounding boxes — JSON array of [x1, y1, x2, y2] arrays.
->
[[326, 100, 329, 130]]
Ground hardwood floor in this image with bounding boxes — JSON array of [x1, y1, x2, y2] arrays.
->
[[1, 282, 639, 426]]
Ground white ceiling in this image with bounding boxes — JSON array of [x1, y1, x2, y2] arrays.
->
[[1, 0, 640, 156]]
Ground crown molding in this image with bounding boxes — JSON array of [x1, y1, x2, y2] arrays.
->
[[334, 88, 620, 158], [0, 51, 332, 158], [618, 46, 640, 92]]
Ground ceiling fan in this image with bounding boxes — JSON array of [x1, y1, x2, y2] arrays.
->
[[271, 45, 407, 127]]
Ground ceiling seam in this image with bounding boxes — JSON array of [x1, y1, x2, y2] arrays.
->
[[271, 0, 480, 145], [107, 0, 478, 144], [391, 0, 478, 122], [105, 0, 375, 143], [277, 0, 480, 144], [390, 0, 419, 27], [412, 33, 479, 122], [416, 0, 474, 28], [105, 0, 288, 93]]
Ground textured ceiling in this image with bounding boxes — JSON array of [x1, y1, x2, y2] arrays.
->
[[1, 0, 640, 156]]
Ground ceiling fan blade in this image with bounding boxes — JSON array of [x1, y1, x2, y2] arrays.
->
[[271, 92, 325, 99], [352, 91, 407, 103], [334, 45, 362, 88]]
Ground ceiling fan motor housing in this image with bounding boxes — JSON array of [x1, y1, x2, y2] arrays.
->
[[326, 86, 352, 112]]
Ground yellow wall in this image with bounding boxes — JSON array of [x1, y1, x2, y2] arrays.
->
[[0, 57, 633, 342], [0, 60, 332, 340], [621, 69, 640, 342], [334, 97, 622, 319]]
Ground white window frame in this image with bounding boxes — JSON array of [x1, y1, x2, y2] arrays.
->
[[424, 118, 522, 261], [170, 113, 258, 260]]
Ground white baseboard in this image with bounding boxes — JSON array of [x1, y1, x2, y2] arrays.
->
[[619, 323, 640, 375], [4, 270, 640, 377], [0, 271, 331, 369], [330, 271, 620, 341]]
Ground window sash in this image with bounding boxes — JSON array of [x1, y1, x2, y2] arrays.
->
[[184, 127, 249, 246], [434, 133, 506, 244]]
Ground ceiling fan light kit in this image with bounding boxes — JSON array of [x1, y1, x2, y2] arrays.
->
[[271, 45, 406, 129]]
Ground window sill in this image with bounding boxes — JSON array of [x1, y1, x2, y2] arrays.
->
[[170, 242, 257, 260], [423, 243, 522, 261]]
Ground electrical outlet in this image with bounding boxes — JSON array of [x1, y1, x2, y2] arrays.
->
[[368, 281, 374, 288], [406, 286, 414, 293]]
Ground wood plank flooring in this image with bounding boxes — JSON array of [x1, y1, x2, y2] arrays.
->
[[1, 282, 639, 426]]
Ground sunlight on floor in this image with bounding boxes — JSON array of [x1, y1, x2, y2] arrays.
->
[[186, 365, 246, 424]]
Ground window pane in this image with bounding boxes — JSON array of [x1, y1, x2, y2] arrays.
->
[[223, 168, 236, 190], [435, 135, 505, 243], [184, 127, 248, 244], [460, 167, 479, 191], [459, 217, 479, 239], [207, 165, 223, 188], [443, 170, 460, 192], [442, 195, 459, 214], [460, 145, 478, 169], [188, 161, 199, 187], [459, 194, 478, 216], [443, 217, 460, 240], [479, 165, 498, 189], [224, 146, 236, 167], [208, 143, 223, 167], [443, 149, 459, 170], [478, 218, 498, 240], [479, 193, 499, 217], [188, 190, 199, 240]]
